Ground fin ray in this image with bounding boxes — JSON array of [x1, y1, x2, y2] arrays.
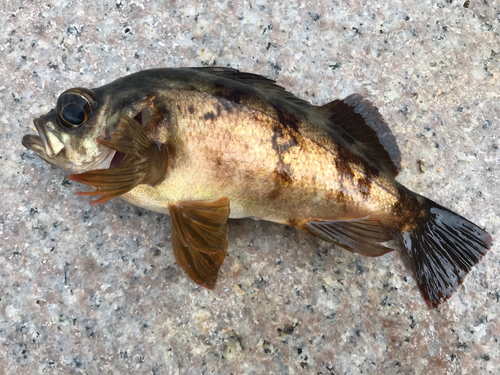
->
[[402, 197, 492, 308], [318, 94, 401, 177], [68, 161, 151, 204], [192, 67, 311, 108], [298, 217, 393, 257], [172, 228, 227, 289], [67, 115, 169, 204], [169, 198, 230, 288], [169, 198, 230, 253]]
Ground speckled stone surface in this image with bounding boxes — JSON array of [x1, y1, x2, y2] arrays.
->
[[1, 1, 499, 374]]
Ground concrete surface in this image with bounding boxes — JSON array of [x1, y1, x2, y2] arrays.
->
[[0, 0, 499, 374]]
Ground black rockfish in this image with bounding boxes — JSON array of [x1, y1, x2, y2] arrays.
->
[[22, 68, 492, 307]]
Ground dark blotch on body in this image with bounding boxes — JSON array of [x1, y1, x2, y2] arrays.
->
[[357, 176, 372, 199], [275, 169, 293, 185], [204, 112, 216, 121], [334, 146, 355, 180], [217, 97, 234, 114], [335, 144, 380, 183], [270, 126, 283, 153], [268, 169, 293, 200], [270, 124, 298, 155], [268, 122, 299, 200]]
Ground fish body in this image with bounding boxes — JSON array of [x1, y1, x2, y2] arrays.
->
[[22, 68, 492, 307]]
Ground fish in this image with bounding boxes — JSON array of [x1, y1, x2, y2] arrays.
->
[[22, 67, 492, 308]]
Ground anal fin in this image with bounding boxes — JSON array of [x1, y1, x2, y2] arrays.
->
[[298, 216, 393, 257], [169, 198, 231, 289]]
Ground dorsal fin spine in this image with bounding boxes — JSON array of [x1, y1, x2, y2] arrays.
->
[[318, 94, 401, 177]]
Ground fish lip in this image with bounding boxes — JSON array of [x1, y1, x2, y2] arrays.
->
[[22, 119, 49, 157], [22, 133, 44, 152], [33, 117, 50, 153], [24, 117, 69, 159], [22, 133, 57, 167], [22, 117, 51, 158]]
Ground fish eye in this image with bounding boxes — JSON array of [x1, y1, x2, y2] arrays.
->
[[56, 88, 97, 129]]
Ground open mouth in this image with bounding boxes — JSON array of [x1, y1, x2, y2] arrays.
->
[[22, 118, 51, 160], [22, 133, 45, 154]]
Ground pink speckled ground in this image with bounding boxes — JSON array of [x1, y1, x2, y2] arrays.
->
[[1, 1, 498, 374]]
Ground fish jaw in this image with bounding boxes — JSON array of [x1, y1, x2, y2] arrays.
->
[[22, 114, 116, 173], [23, 115, 66, 159], [22, 115, 67, 166], [22, 133, 49, 161]]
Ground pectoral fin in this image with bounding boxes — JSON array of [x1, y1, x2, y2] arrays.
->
[[169, 198, 230, 288], [68, 115, 169, 204], [298, 216, 393, 257]]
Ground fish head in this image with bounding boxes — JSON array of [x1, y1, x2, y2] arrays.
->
[[22, 86, 155, 174]]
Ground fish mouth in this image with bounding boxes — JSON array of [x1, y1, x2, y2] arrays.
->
[[22, 117, 115, 172], [22, 133, 47, 157]]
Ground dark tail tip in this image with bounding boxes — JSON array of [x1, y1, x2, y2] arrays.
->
[[402, 200, 492, 308]]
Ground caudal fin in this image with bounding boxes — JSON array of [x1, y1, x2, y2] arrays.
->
[[402, 197, 492, 308]]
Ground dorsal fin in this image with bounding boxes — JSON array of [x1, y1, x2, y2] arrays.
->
[[318, 94, 401, 177], [192, 67, 312, 108]]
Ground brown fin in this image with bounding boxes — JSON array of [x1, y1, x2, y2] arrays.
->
[[318, 94, 401, 177], [98, 115, 154, 158], [69, 162, 152, 204], [192, 67, 311, 108], [169, 198, 230, 253], [298, 217, 393, 257], [67, 115, 169, 204], [169, 198, 230, 288], [401, 194, 492, 308], [172, 229, 227, 289]]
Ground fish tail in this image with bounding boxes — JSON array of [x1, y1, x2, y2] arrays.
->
[[400, 194, 492, 308]]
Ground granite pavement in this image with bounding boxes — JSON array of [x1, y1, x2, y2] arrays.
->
[[0, 1, 499, 374]]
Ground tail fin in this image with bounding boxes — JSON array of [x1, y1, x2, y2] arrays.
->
[[402, 197, 492, 308]]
